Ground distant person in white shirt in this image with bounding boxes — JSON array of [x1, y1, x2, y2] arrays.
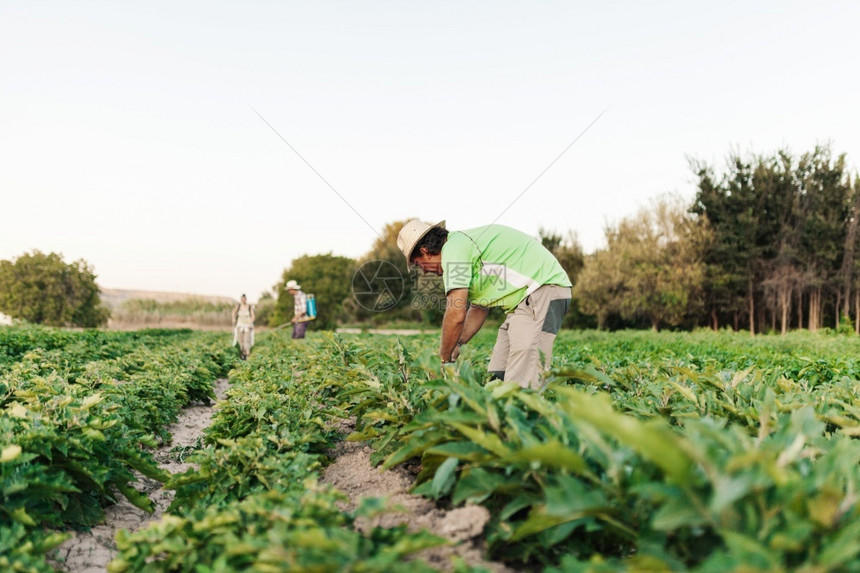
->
[[232, 294, 255, 359]]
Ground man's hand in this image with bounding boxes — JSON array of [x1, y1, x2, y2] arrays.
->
[[451, 344, 461, 361]]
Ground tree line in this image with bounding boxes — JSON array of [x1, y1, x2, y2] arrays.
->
[[691, 145, 860, 334], [270, 144, 859, 335], [0, 251, 108, 327], [2, 144, 856, 334], [574, 144, 860, 333]]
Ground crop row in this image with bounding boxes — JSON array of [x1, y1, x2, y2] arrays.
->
[[115, 329, 860, 571], [8, 326, 860, 572], [110, 332, 472, 572], [328, 331, 860, 571], [0, 326, 197, 369], [0, 327, 236, 572]]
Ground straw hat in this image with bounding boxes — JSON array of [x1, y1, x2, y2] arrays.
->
[[397, 219, 446, 261], [285, 280, 301, 290]]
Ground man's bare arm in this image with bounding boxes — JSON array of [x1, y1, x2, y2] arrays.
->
[[459, 305, 489, 344], [440, 288, 468, 361]]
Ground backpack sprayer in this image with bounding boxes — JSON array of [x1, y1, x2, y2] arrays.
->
[[292, 294, 317, 323], [300, 294, 317, 322]]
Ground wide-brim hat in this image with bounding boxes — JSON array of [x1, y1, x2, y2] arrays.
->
[[397, 219, 446, 262], [285, 279, 301, 290]]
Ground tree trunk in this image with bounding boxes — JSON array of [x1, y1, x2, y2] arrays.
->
[[779, 286, 789, 335], [836, 291, 843, 328], [841, 189, 860, 318], [796, 290, 803, 330], [816, 288, 822, 331], [808, 287, 821, 332], [748, 278, 756, 336], [856, 290, 859, 334], [711, 307, 718, 331]]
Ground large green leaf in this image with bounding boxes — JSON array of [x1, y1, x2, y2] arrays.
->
[[555, 388, 692, 482], [500, 440, 589, 474], [452, 467, 515, 505]]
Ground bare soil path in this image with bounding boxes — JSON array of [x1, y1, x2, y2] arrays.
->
[[52, 379, 230, 573], [52, 380, 512, 572], [321, 426, 515, 572]]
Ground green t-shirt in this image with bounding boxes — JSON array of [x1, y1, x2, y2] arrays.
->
[[441, 224, 572, 312]]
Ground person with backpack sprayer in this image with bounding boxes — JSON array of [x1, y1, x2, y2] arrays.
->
[[397, 219, 572, 390], [286, 279, 311, 339]]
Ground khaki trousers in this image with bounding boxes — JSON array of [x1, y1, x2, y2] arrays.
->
[[487, 285, 571, 389], [237, 327, 253, 356]]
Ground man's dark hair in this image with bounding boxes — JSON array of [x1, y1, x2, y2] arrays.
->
[[413, 227, 449, 258]]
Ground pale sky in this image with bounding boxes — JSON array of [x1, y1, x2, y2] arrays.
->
[[2, 1, 858, 302]]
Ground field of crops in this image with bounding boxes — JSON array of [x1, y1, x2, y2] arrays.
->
[[4, 325, 860, 572]]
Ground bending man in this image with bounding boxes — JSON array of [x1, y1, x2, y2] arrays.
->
[[397, 220, 572, 389]]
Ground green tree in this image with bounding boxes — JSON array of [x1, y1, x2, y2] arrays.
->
[[794, 146, 851, 330], [575, 196, 706, 331], [754, 151, 801, 334], [692, 145, 853, 334], [690, 160, 747, 330], [619, 197, 705, 330], [253, 290, 276, 327], [0, 250, 109, 327], [693, 153, 772, 334], [692, 151, 797, 333], [838, 176, 860, 324], [573, 247, 625, 330], [271, 253, 356, 330]]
